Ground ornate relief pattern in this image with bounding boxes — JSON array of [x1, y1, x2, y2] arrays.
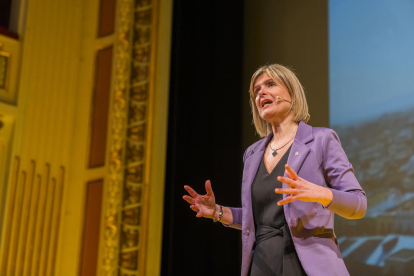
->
[[0, 42, 11, 90], [102, 0, 134, 275], [119, 0, 155, 274], [105, 0, 155, 274]]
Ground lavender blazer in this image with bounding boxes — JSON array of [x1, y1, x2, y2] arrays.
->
[[226, 121, 367, 276]]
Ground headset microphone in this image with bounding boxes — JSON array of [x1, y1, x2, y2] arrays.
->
[[276, 96, 291, 103], [276, 96, 310, 121]]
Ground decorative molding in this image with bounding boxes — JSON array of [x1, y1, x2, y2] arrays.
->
[[0, 42, 11, 91], [89, 45, 113, 168], [103, 0, 158, 274], [80, 179, 104, 276], [101, 0, 134, 274], [0, 157, 19, 275], [0, 159, 65, 276], [0, 35, 21, 104], [119, 0, 157, 274], [98, 0, 117, 37]]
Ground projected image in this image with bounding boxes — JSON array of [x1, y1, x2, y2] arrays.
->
[[329, 1, 414, 275]]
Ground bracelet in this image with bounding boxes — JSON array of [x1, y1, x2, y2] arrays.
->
[[213, 205, 223, 223]]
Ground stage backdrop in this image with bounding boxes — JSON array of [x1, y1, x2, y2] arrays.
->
[[329, 1, 414, 275]]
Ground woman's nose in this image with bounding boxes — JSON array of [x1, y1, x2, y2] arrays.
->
[[257, 88, 268, 96]]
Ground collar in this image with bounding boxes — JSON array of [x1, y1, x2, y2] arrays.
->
[[246, 121, 314, 160], [261, 120, 313, 149]]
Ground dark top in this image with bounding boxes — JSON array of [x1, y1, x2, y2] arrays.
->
[[251, 148, 289, 229], [249, 147, 306, 276]]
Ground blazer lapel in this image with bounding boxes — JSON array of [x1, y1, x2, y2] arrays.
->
[[286, 141, 310, 185], [242, 149, 264, 199], [283, 121, 313, 222], [242, 122, 314, 221], [242, 134, 272, 204], [285, 121, 314, 196]]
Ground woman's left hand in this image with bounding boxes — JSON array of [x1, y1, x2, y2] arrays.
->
[[275, 164, 333, 207]]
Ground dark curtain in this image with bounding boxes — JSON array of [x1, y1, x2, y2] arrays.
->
[[161, 0, 244, 275]]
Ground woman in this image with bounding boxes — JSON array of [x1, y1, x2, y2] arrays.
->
[[183, 64, 367, 276]]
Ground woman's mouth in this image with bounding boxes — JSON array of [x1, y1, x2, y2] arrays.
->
[[262, 99, 273, 109]]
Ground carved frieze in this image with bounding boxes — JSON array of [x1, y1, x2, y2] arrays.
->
[[103, 0, 135, 274], [104, 0, 155, 273]]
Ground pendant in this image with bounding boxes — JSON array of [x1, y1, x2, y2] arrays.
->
[[272, 150, 277, 157]]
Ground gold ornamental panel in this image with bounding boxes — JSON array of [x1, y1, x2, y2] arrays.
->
[[0, 43, 11, 91], [104, 0, 160, 274], [0, 36, 21, 104]]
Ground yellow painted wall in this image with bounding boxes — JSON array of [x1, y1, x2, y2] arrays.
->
[[0, 0, 172, 275]]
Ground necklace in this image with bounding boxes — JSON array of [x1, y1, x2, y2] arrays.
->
[[269, 136, 294, 157]]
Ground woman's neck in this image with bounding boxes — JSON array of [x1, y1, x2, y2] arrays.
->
[[270, 118, 298, 142]]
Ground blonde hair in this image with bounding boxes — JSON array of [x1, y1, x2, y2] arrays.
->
[[249, 64, 310, 137]]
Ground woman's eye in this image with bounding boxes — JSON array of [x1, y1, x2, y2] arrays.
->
[[268, 82, 275, 87], [255, 89, 260, 94]]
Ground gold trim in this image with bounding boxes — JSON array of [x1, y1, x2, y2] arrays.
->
[[0, 157, 20, 275], [119, 0, 158, 273], [140, 0, 159, 273], [15, 161, 35, 275], [38, 176, 56, 274], [30, 163, 50, 274], [101, 0, 134, 274], [22, 174, 41, 276], [46, 166, 65, 276], [6, 170, 26, 275], [0, 159, 66, 275], [101, 0, 162, 273], [89, 44, 114, 168], [0, 44, 11, 91]]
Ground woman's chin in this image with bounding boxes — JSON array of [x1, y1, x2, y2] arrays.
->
[[260, 109, 291, 122], [259, 111, 276, 121]]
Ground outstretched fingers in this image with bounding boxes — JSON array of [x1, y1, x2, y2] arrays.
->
[[275, 188, 297, 195], [196, 208, 204, 217], [190, 205, 203, 217], [277, 195, 297, 206], [277, 176, 297, 188], [183, 195, 195, 205], [184, 185, 199, 198], [285, 164, 298, 180], [205, 180, 214, 196], [286, 170, 293, 180]]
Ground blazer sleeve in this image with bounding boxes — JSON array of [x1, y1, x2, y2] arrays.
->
[[222, 207, 242, 230], [322, 129, 367, 219], [221, 145, 255, 230]]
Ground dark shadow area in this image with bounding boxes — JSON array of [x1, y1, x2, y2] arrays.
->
[[161, 1, 244, 275], [0, 0, 12, 29]]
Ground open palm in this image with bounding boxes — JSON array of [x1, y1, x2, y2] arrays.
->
[[183, 180, 216, 218]]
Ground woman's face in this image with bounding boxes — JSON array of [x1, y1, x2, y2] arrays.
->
[[254, 73, 292, 122]]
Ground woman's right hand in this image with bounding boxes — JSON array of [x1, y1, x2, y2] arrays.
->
[[183, 180, 217, 218]]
